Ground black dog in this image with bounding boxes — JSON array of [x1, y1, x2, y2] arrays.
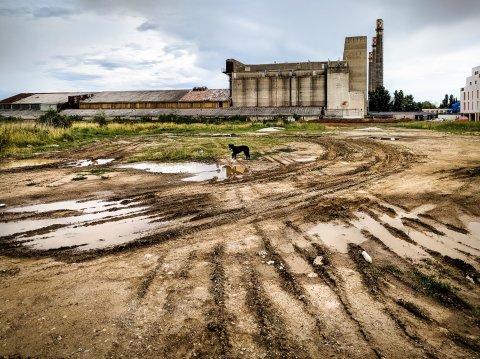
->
[[228, 144, 250, 160]]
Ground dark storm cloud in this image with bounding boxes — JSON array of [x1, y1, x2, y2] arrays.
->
[[0, 7, 30, 16], [136, 21, 158, 32], [33, 7, 73, 18]]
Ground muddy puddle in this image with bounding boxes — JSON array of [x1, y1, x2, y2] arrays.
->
[[0, 199, 160, 251], [63, 158, 114, 167], [0, 159, 58, 169], [368, 136, 400, 141], [117, 162, 248, 181], [308, 204, 480, 267]]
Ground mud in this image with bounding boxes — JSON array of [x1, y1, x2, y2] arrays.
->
[[1, 127, 480, 358]]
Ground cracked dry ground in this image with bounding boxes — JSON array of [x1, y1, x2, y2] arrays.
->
[[1, 128, 479, 358]]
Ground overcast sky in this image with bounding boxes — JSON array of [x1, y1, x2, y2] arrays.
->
[[1, 0, 479, 104]]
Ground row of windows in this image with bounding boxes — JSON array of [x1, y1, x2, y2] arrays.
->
[[463, 101, 480, 111], [463, 90, 480, 100], [0, 104, 41, 110]]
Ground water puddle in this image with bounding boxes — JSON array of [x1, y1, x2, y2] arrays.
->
[[368, 136, 400, 141], [307, 204, 479, 267], [117, 162, 248, 182], [257, 127, 285, 133], [0, 159, 57, 169], [64, 158, 114, 167], [352, 213, 430, 260], [307, 220, 366, 253], [0, 199, 159, 250]]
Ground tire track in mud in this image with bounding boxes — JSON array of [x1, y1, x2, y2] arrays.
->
[[1, 137, 416, 260], [345, 237, 478, 359], [108, 246, 227, 358], [206, 244, 232, 359], [285, 223, 381, 358], [244, 265, 309, 359]]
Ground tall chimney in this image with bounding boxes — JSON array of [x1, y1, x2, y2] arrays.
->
[[375, 19, 384, 89], [369, 37, 377, 91]]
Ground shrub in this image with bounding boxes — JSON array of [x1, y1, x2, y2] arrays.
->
[[0, 126, 12, 151], [92, 111, 108, 127], [36, 109, 72, 128]]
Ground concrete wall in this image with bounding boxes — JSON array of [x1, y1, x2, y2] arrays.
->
[[327, 63, 350, 110], [229, 68, 327, 107], [343, 36, 367, 112]]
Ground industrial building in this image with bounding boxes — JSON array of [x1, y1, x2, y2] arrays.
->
[[224, 36, 370, 118], [460, 65, 480, 122]]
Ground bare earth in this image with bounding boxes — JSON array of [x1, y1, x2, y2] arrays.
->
[[1, 126, 479, 358]]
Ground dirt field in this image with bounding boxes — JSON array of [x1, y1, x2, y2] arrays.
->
[[1, 126, 479, 358]]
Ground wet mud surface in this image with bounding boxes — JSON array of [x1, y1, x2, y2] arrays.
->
[[1, 128, 479, 358]]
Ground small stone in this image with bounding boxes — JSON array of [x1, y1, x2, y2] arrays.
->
[[313, 256, 324, 266], [258, 250, 268, 258], [307, 272, 318, 278], [267, 260, 275, 265]]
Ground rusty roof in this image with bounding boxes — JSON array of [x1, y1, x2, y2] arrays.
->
[[0, 93, 34, 104], [82, 90, 190, 103], [179, 89, 230, 102]]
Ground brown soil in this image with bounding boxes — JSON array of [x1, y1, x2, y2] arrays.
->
[[1, 127, 479, 358]]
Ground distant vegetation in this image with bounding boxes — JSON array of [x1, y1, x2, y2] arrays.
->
[[369, 86, 424, 112], [369, 88, 460, 112], [392, 121, 480, 133], [439, 94, 458, 109], [0, 116, 326, 158]]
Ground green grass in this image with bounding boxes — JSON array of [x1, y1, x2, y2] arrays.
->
[[130, 136, 305, 162], [413, 272, 453, 296], [87, 168, 113, 175], [391, 121, 480, 133], [0, 120, 325, 159]]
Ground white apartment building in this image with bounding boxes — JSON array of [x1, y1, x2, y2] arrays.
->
[[460, 65, 480, 121]]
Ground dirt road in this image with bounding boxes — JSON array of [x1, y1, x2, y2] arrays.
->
[[1, 126, 479, 358]]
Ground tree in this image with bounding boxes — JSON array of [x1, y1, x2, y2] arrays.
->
[[440, 94, 449, 108], [92, 111, 108, 127], [369, 86, 391, 112], [392, 90, 405, 111], [404, 94, 421, 111], [421, 101, 437, 109], [448, 95, 458, 108], [36, 109, 72, 128]]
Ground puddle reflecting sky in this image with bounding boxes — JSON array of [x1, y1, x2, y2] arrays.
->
[[308, 204, 480, 268], [0, 199, 159, 251], [117, 162, 246, 182], [64, 158, 114, 167]]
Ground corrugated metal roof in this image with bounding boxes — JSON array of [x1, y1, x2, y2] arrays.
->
[[13, 93, 91, 105], [82, 90, 190, 103], [179, 89, 230, 102]]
